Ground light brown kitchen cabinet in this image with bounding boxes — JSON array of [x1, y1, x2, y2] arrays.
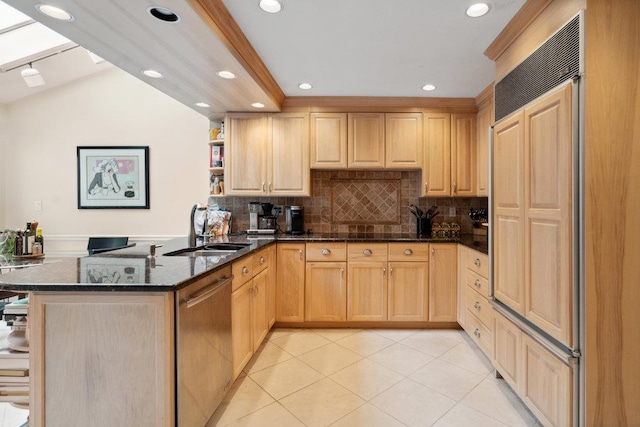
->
[[387, 243, 429, 321], [456, 245, 467, 328], [422, 113, 476, 197], [521, 334, 573, 427], [226, 112, 310, 196], [251, 269, 269, 349], [348, 113, 385, 168], [493, 84, 573, 347], [232, 278, 253, 379], [310, 113, 348, 168], [347, 243, 388, 321], [428, 244, 457, 322], [451, 113, 477, 196], [305, 243, 347, 322], [422, 113, 451, 196], [476, 90, 493, 196], [493, 309, 522, 393], [264, 245, 277, 328], [276, 243, 306, 322], [463, 248, 493, 358], [385, 112, 423, 169]]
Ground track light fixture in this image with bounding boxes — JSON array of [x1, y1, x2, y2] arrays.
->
[[21, 63, 45, 87]]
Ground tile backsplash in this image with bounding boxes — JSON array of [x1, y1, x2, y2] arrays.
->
[[212, 170, 488, 235]]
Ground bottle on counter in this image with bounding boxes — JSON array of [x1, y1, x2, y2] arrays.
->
[[13, 230, 23, 256], [23, 223, 34, 255], [35, 228, 44, 253]]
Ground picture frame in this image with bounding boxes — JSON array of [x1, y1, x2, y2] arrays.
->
[[77, 146, 150, 209]]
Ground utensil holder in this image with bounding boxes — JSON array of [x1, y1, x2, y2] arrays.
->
[[417, 218, 432, 237]]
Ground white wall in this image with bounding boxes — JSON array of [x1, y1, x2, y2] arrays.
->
[[4, 68, 209, 254], [0, 105, 7, 229]]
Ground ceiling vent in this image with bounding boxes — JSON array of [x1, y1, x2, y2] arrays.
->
[[494, 13, 583, 122]]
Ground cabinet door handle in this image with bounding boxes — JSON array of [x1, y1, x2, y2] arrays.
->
[[389, 267, 393, 278], [403, 248, 413, 256], [453, 182, 457, 193], [254, 285, 258, 296], [340, 268, 344, 279], [474, 279, 481, 288], [431, 247, 435, 256], [268, 182, 273, 192], [262, 182, 266, 193], [321, 248, 331, 255], [260, 256, 265, 264], [475, 258, 481, 266], [363, 249, 372, 256], [299, 249, 303, 260], [474, 329, 481, 337], [185, 276, 232, 309], [242, 266, 249, 275], [425, 182, 428, 192], [382, 268, 386, 279], [474, 301, 481, 310]]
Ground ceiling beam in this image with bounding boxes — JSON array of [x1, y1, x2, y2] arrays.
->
[[185, 0, 285, 110]]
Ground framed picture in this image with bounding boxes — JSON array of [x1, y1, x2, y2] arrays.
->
[[77, 146, 150, 209]]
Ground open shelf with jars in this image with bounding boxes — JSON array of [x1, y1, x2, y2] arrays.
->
[[209, 123, 225, 196]]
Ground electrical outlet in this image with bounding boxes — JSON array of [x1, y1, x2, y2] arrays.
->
[[448, 207, 456, 217], [35, 201, 42, 211]]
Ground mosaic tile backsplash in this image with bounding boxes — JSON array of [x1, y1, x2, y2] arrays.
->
[[212, 170, 488, 235]]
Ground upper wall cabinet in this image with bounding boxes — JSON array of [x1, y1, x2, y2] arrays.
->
[[476, 93, 493, 197], [311, 112, 423, 170], [422, 113, 477, 197], [226, 112, 310, 196]]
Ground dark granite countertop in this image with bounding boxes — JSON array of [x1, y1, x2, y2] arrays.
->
[[0, 233, 487, 292]]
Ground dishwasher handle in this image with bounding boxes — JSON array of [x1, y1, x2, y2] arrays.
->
[[185, 275, 233, 309]]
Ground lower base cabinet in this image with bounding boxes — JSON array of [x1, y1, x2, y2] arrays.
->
[[347, 261, 387, 321], [388, 261, 428, 321], [276, 243, 306, 322], [428, 243, 458, 322], [305, 262, 347, 321]]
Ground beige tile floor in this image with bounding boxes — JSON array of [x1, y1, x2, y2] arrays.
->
[[210, 328, 542, 427]]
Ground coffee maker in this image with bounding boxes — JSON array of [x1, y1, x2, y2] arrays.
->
[[285, 206, 304, 235], [248, 202, 280, 234]]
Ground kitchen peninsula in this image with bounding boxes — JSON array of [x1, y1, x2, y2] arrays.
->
[[0, 233, 486, 427]]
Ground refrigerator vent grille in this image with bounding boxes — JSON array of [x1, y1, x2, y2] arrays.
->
[[495, 14, 581, 121]]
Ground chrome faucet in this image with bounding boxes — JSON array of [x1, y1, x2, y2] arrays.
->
[[189, 204, 207, 247]]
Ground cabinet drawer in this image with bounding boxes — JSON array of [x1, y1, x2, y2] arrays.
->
[[306, 242, 347, 262], [465, 310, 493, 358], [466, 287, 493, 331], [232, 255, 254, 291], [466, 250, 488, 278], [253, 247, 272, 274], [466, 269, 490, 299], [388, 243, 429, 262], [348, 243, 388, 261]]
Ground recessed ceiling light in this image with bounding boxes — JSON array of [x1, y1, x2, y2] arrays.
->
[[298, 83, 312, 90], [466, 3, 490, 18], [35, 4, 74, 21], [195, 102, 210, 108], [148, 6, 180, 23], [259, 0, 283, 13], [217, 71, 236, 79], [252, 103, 265, 108], [142, 69, 163, 78], [422, 84, 437, 91]]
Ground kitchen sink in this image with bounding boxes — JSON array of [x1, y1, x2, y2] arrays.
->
[[163, 243, 251, 257]]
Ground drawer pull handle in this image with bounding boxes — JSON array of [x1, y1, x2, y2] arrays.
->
[[403, 249, 413, 255], [242, 266, 249, 275], [363, 249, 373, 256], [474, 258, 481, 266], [321, 249, 331, 255], [260, 256, 265, 264], [474, 329, 481, 337], [474, 301, 481, 310], [474, 279, 481, 288]]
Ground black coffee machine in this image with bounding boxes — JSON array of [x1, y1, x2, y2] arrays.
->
[[285, 206, 304, 234]]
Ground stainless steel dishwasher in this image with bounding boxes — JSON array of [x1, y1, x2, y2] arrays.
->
[[176, 266, 233, 426]]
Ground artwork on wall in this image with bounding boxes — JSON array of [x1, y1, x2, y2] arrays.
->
[[77, 146, 150, 209]]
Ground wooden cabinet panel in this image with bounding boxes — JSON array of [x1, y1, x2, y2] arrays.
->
[[522, 335, 572, 427], [428, 244, 458, 322], [524, 85, 573, 347], [226, 114, 268, 195], [232, 255, 254, 291], [466, 250, 488, 278], [466, 269, 490, 299], [347, 243, 388, 262], [306, 242, 347, 262], [457, 245, 467, 328], [252, 269, 269, 350], [493, 111, 525, 315], [465, 309, 493, 357], [476, 95, 492, 196], [232, 281, 253, 379], [276, 243, 306, 322], [269, 113, 310, 195], [385, 112, 422, 168], [493, 310, 522, 393], [310, 113, 348, 168], [347, 262, 387, 321], [265, 245, 277, 328], [466, 286, 492, 329], [305, 262, 347, 321], [388, 261, 428, 321], [423, 113, 451, 196], [348, 113, 385, 168], [451, 113, 477, 196]]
